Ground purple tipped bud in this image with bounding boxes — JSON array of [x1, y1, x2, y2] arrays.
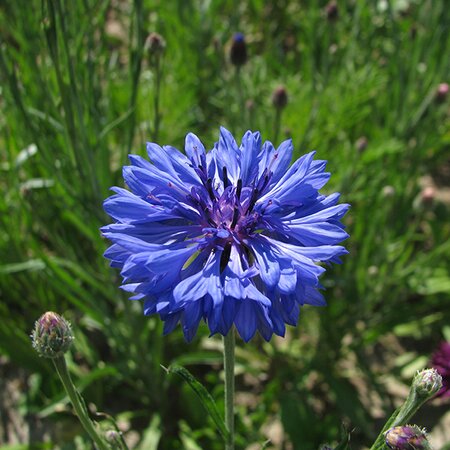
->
[[105, 430, 122, 446], [31, 312, 74, 358], [272, 86, 288, 109], [413, 368, 443, 398], [420, 186, 436, 205], [325, 1, 339, 21], [385, 425, 431, 450], [230, 33, 247, 66], [436, 83, 449, 102], [355, 136, 368, 152], [145, 32, 166, 56]]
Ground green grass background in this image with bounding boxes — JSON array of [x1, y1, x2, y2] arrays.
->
[[0, 0, 449, 448]]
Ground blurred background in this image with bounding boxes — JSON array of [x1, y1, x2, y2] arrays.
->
[[0, 0, 449, 449]]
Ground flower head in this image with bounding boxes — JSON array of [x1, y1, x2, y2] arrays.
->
[[431, 341, 450, 398], [102, 128, 349, 342], [385, 425, 431, 450], [31, 312, 74, 358]]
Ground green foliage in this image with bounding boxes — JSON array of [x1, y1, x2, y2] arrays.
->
[[0, 0, 449, 448]]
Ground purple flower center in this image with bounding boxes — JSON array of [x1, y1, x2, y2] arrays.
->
[[188, 159, 277, 258]]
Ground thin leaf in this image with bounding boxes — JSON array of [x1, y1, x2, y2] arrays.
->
[[0, 259, 46, 274], [164, 365, 229, 442]]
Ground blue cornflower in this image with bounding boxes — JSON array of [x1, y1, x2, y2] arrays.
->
[[102, 128, 349, 342]]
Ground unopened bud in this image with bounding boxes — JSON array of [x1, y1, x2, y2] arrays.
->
[[145, 32, 166, 56], [382, 185, 395, 198], [355, 136, 368, 152], [245, 99, 255, 111], [31, 312, 74, 358], [420, 186, 436, 205], [105, 429, 122, 447], [436, 83, 448, 102], [413, 368, 442, 398], [385, 425, 431, 450], [325, 1, 338, 21], [272, 86, 288, 109], [230, 33, 247, 66]]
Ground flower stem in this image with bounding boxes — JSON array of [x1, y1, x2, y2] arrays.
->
[[53, 356, 109, 450], [273, 106, 282, 144], [223, 330, 235, 450], [152, 55, 162, 142], [369, 389, 431, 450]]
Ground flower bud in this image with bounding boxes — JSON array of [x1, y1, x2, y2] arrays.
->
[[105, 429, 122, 447], [420, 186, 436, 205], [245, 99, 255, 111], [413, 368, 442, 398], [355, 136, 368, 152], [382, 185, 395, 198], [230, 33, 247, 66], [325, 1, 338, 21], [436, 83, 448, 102], [31, 312, 74, 358], [272, 86, 288, 109], [145, 32, 166, 56], [385, 425, 431, 450]]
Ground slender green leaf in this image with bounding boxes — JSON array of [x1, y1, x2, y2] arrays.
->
[[165, 365, 229, 442]]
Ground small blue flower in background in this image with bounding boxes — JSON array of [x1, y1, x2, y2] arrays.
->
[[102, 128, 349, 342]]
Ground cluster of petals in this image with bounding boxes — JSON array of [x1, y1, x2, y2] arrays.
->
[[102, 127, 349, 342]]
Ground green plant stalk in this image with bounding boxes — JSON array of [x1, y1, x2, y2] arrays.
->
[[234, 66, 244, 132], [223, 330, 235, 450], [125, 0, 144, 161], [152, 55, 162, 142], [53, 356, 109, 450], [369, 389, 431, 450], [273, 107, 282, 145]]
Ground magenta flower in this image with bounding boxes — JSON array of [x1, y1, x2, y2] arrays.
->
[[431, 341, 450, 398]]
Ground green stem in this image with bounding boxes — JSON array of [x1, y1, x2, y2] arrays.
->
[[234, 66, 244, 132], [152, 56, 162, 142], [369, 389, 430, 450], [273, 107, 282, 145], [223, 330, 235, 450], [53, 357, 109, 450]]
